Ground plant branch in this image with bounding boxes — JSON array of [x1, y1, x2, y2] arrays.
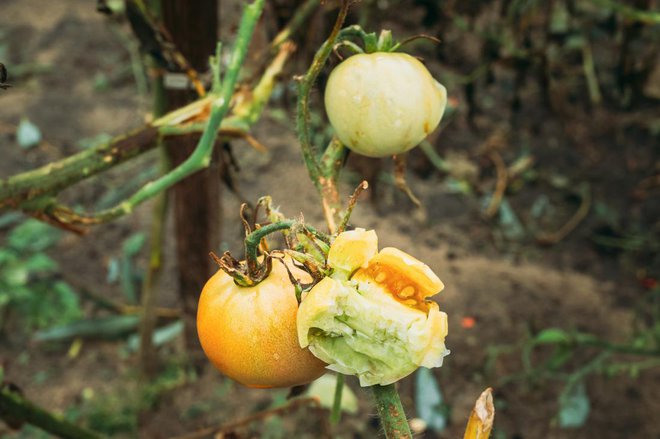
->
[[88, 0, 266, 223], [139, 141, 169, 377], [372, 384, 412, 439], [0, 126, 160, 210], [295, 0, 350, 189], [0, 20, 294, 227], [1, 0, 266, 228], [0, 384, 102, 439]]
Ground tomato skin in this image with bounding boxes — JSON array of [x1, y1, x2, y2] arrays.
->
[[324, 52, 447, 158], [197, 258, 326, 388]]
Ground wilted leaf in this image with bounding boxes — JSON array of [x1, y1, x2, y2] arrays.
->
[[464, 388, 494, 439], [558, 380, 590, 428], [16, 118, 42, 149], [305, 374, 358, 415], [415, 368, 447, 433]]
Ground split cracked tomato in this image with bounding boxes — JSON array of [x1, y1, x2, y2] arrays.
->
[[197, 257, 326, 388], [297, 229, 449, 387], [324, 52, 447, 158]]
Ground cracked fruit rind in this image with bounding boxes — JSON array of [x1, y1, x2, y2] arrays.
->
[[197, 257, 326, 388], [297, 231, 449, 386], [327, 228, 378, 276]]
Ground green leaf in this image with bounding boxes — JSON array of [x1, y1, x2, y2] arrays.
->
[[534, 328, 571, 345], [2, 263, 28, 286], [52, 281, 83, 323], [8, 219, 61, 252], [126, 320, 185, 352], [0, 248, 18, 265], [120, 233, 146, 304], [558, 380, 590, 428], [93, 72, 110, 91], [33, 315, 140, 342], [106, 258, 120, 284], [415, 368, 448, 433], [24, 253, 58, 273], [545, 345, 575, 371], [122, 233, 146, 256], [16, 118, 42, 149]]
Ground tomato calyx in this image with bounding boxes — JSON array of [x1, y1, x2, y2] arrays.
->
[[212, 200, 332, 290], [333, 26, 440, 58], [212, 187, 369, 294]]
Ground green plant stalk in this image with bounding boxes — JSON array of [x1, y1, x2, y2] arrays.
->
[[0, 385, 102, 439], [372, 384, 412, 439], [50, 0, 264, 225], [294, 3, 414, 432], [330, 373, 344, 424], [244, 220, 295, 275], [295, 4, 358, 233], [576, 338, 660, 357], [0, 126, 160, 210], [581, 39, 602, 105], [319, 136, 346, 179], [0, 0, 298, 220], [139, 78, 169, 377], [295, 1, 350, 188], [419, 140, 450, 173]]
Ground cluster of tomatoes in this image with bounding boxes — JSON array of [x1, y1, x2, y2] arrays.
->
[[197, 30, 448, 388]]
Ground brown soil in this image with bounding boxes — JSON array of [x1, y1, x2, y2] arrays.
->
[[1, 1, 658, 439]]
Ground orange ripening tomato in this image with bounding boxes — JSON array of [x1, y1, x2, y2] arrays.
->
[[197, 257, 326, 388]]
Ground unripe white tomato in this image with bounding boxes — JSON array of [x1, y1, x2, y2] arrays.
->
[[324, 52, 447, 158]]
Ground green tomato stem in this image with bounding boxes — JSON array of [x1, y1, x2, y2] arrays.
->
[[244, 220, 295, 276], [372, 384, 413, 439], [243, 220, 329, 282], [330, 373, 344, 425], [296, 1, 350, 185]]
